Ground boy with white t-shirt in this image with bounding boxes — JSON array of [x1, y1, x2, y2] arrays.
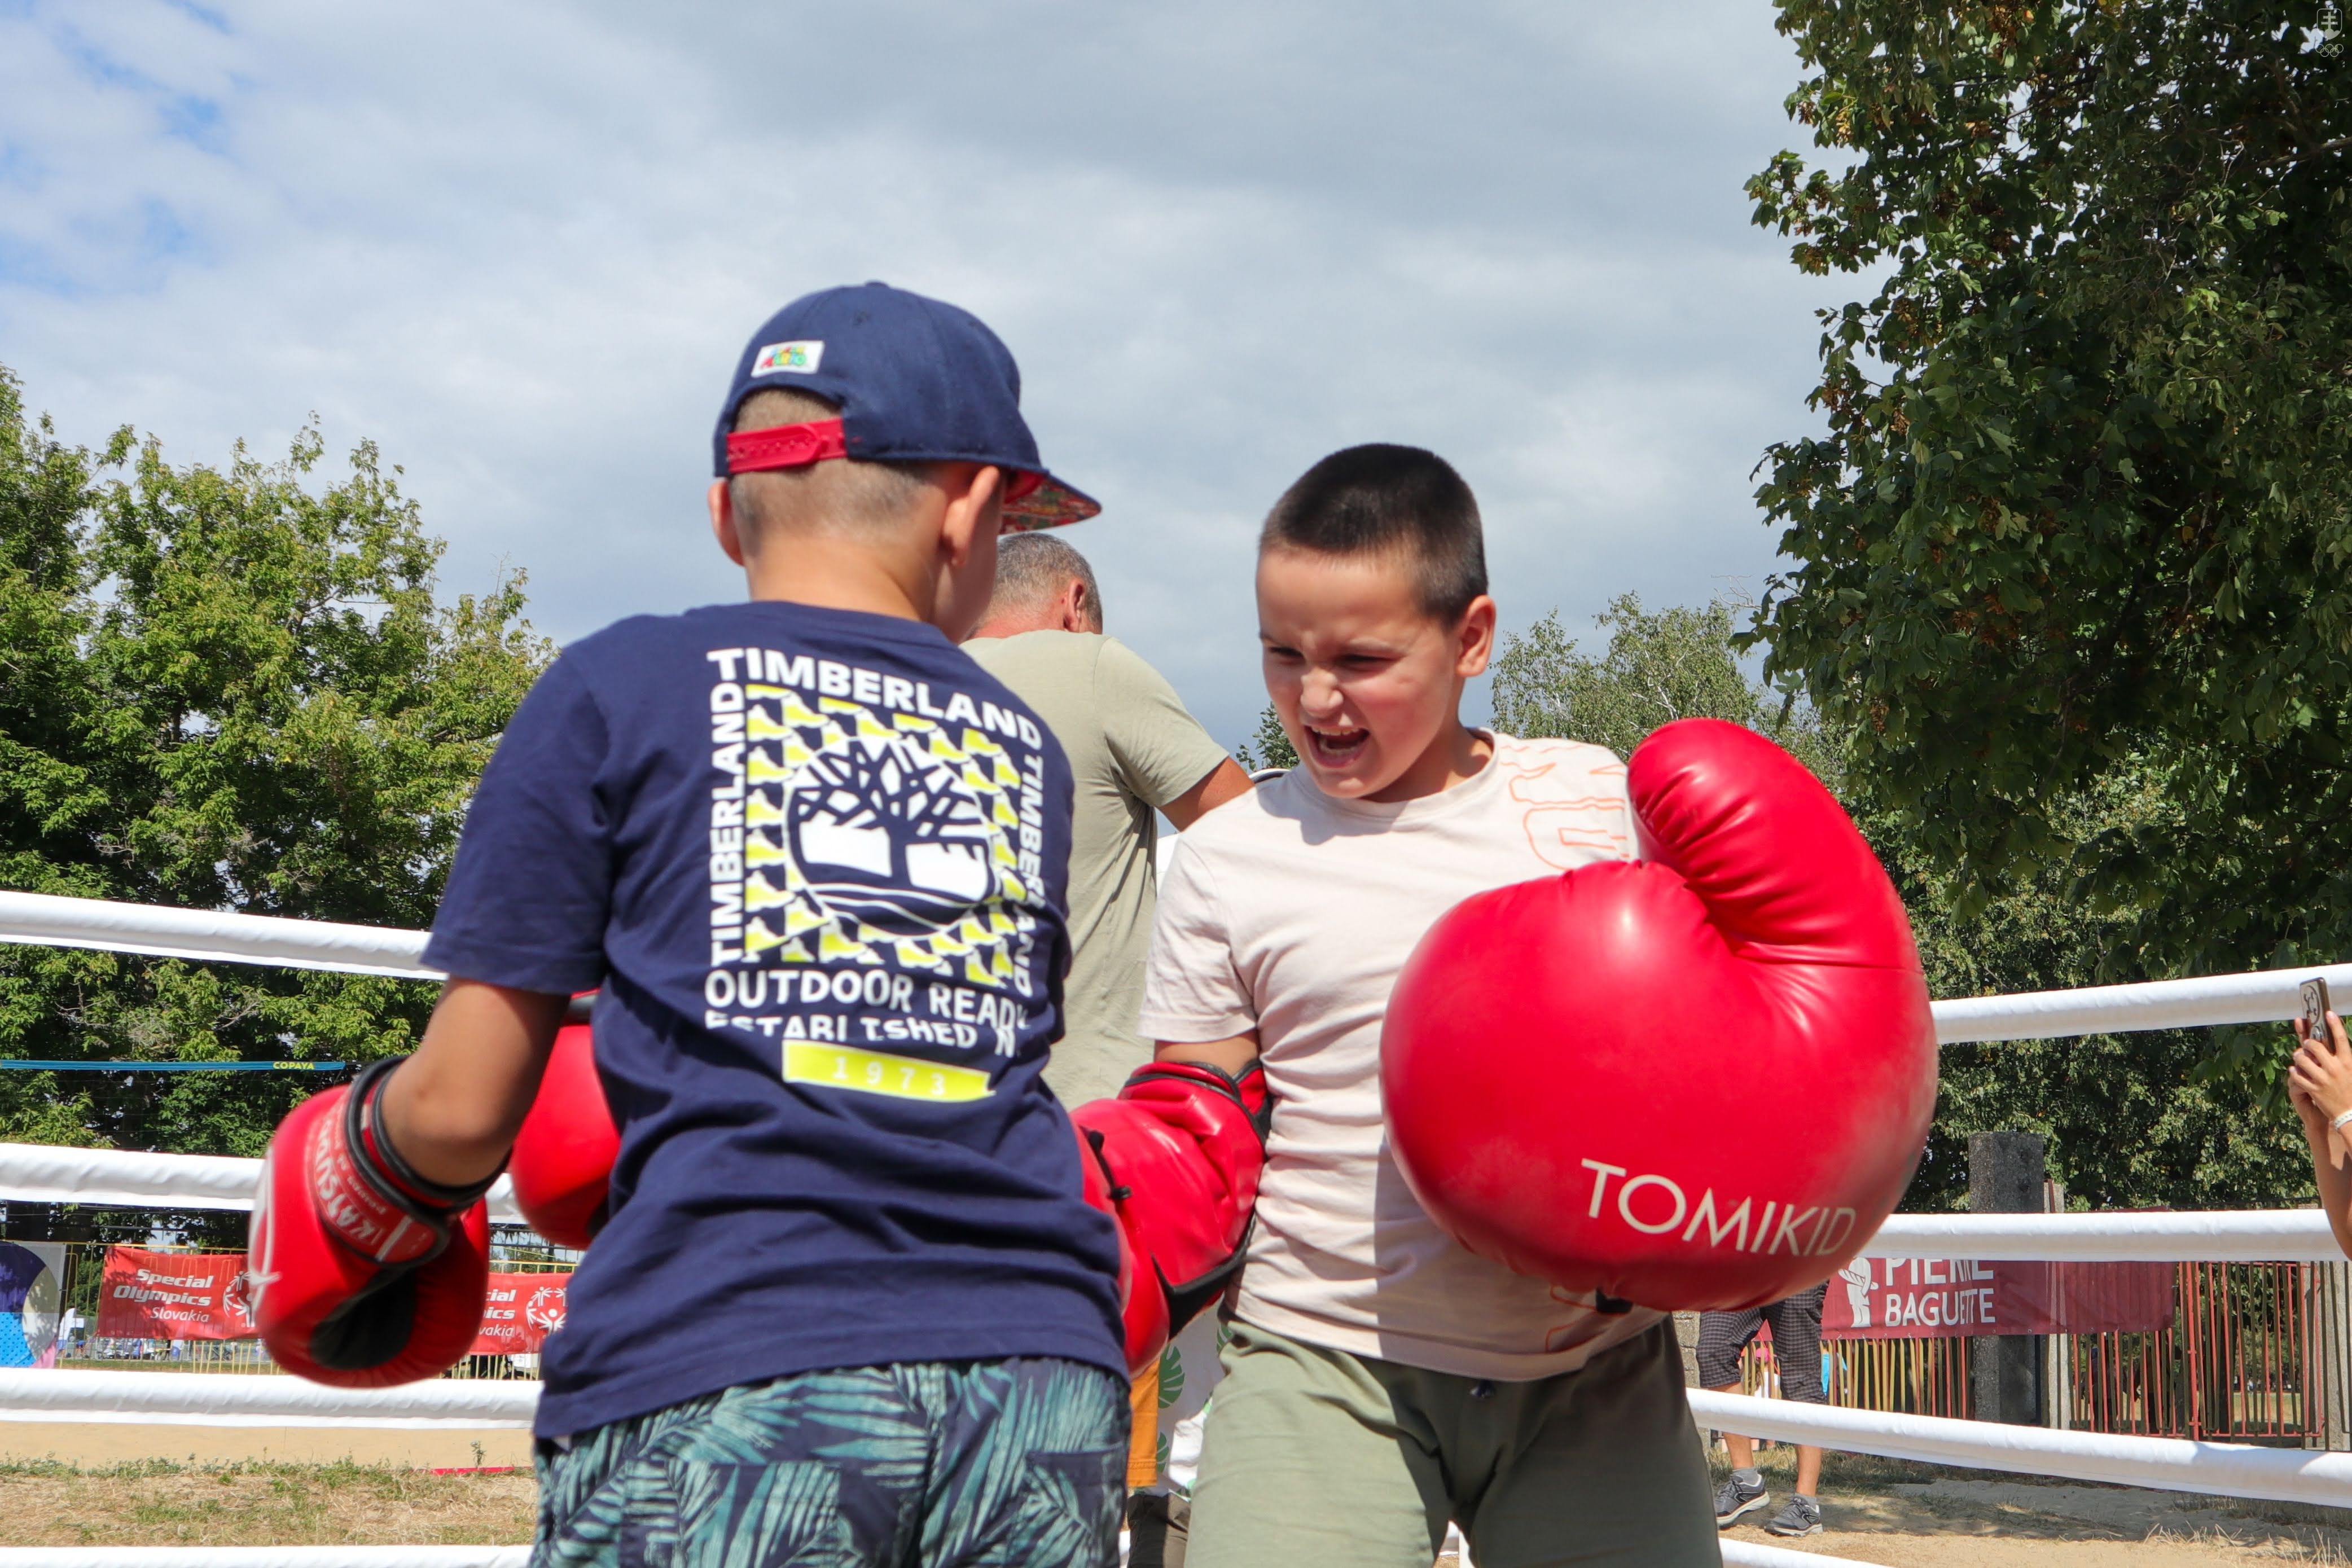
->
[[1140, 444, 1717, 1567]]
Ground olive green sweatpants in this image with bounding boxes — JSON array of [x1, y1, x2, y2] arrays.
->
[[1185, 1320, 1715, 1568]]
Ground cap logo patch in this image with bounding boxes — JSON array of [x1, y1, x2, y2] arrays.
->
[[752, 340, 824, 376]]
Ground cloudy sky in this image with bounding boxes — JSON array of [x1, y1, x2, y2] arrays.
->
[[0, 0, 1848, 748]]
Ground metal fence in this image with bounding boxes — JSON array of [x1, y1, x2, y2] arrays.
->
[[2052, 1260, 2319, 1442], [30, 1235, 569, 1381], [1736, 1260, 2347, 1446]]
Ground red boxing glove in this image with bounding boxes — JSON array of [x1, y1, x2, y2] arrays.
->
[[1383, 718, 1937, 1311], [510, 1008, 619, 1250], [248, 1058, 495, 1387], [1072, 1060, 1271, 1372], [1074, 1121, 1164, 1373]]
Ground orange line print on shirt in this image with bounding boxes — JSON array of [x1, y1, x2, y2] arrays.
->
[[1499, 752, 1635, 872]]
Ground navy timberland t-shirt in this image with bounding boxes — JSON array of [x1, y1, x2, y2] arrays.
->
[[422, 601, 1126, 1438]]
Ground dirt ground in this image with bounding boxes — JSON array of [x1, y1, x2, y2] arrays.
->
[[1700, 1450, 2352, 1566], [8, 1431, 2352, 1558]]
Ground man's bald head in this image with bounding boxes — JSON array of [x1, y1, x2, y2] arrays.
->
[[976, 533, 1104, 637]]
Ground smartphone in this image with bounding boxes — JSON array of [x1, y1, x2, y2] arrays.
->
[[2303, 977, 2333, 1047]]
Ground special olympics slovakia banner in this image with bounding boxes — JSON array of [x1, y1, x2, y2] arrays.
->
[[472, 1272, 570, 1356], [98, 1247, 256, 1339], [96, 1249, 573, 1352], [1826, 1255, 2176, 1339]]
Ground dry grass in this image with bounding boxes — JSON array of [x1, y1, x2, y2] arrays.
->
[[0, 1457, 536, 1547]]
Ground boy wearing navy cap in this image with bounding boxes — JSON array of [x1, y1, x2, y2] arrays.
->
[[266, 283, 1131, 1566]]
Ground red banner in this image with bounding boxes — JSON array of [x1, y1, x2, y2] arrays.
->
[[97, 1248, 256, 1340], [1826, 1256, 2176, 1339], [472, 1272, 569, 1356], [96, 1249, 571, 1355]]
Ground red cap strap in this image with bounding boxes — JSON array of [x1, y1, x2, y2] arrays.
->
[[726, 417, 1049, 502], [725, 419, 850, 475]]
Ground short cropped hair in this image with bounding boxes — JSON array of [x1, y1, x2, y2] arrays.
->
[[1259, 444, 1488, 622], [988, 533, 1104, 631], [728, 388, 938, 538]]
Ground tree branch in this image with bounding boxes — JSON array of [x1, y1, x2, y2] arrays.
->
[[2261, 133, 2352, 168]]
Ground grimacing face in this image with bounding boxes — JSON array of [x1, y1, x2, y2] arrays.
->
[[1256, 544, 1493, 803]]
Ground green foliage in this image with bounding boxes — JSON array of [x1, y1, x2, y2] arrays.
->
[[1494, 591, 2312, 1210], [1233, 705, 1298, 772], [0, 365, 550, 1158], [1890, 797, 2314, 1211], [1744, 1, 2352, 1004], [1491, 594, 1837, 782]]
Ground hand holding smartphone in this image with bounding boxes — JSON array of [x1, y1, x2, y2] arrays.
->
[[2305, 977, 2336, 1051]]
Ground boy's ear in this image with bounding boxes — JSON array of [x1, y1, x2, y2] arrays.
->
[[709, 480, 748, 568], [936, 463, 1005, 567], [1454, 594, 1498, 679]]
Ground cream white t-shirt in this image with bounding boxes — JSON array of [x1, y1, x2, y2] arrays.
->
[[1138, 732, 1665, 1381]]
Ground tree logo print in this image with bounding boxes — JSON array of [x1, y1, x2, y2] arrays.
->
[[787, 732, 998, 935]]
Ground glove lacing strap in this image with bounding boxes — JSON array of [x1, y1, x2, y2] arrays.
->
[[339, 1057, 504, 1268]]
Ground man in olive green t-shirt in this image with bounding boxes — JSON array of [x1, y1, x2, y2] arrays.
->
[[966, 534, 1251, 1106]]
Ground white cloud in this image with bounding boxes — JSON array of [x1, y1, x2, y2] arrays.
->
[[0, 0, 1850, 748]]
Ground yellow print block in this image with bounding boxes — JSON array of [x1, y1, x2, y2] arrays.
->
[[785, 1042, 993, 1103]]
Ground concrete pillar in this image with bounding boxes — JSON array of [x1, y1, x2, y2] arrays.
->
[[1969, 1131, 2046, 1425]]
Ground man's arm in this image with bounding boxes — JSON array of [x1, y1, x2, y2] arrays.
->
[[1092, 640, 1249, 832], [1161, 758, 1254, 832], [379, 980, 572, 1189], [1155, 1030, 1260, 1074]]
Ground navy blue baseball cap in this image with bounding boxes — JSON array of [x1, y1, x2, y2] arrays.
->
[[713, 282, 1100, 530]]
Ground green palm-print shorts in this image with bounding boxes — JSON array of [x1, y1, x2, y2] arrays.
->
[[533, 1357, 1128, 1568]]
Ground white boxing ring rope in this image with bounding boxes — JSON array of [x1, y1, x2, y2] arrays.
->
[[0, 891, 438, 980], [0, 1552, 528, 1567], [1867, 1207, 2345, 1262], [1683, 1391, 2352, 1509], [0, 1140, 530, 1227], [6, 1136, 2341, 1260], [9, 888, 2352, 1045], [6, 895, 2352, 1565], [0, 1368, 537, 1429], [0, 1539, 1842, 1568], [3, 1368, 2345, 1508], [1716, 1545, 1882, 1568]]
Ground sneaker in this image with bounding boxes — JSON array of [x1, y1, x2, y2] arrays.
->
[[1713, 1475, 1769, 1527], [1766, 1495, 1823, 1537]]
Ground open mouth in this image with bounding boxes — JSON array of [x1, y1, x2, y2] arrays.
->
[[1304, 726, 1371, 766]]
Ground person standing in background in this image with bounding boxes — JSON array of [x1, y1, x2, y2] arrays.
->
[[966, 533, 1253, 1106], [1699, 1286, 1832, 1538], [967, 532, 1253, 1566]]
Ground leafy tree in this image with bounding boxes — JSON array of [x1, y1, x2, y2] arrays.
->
[[1490, 594, 1838, 785], [0, 365, 548, 1163], [1743, 1, 2352, 1011], [1493, 594, 2312, 1210], [1233, 705, 1298, 772], [1490, 594, 1815, 762]]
